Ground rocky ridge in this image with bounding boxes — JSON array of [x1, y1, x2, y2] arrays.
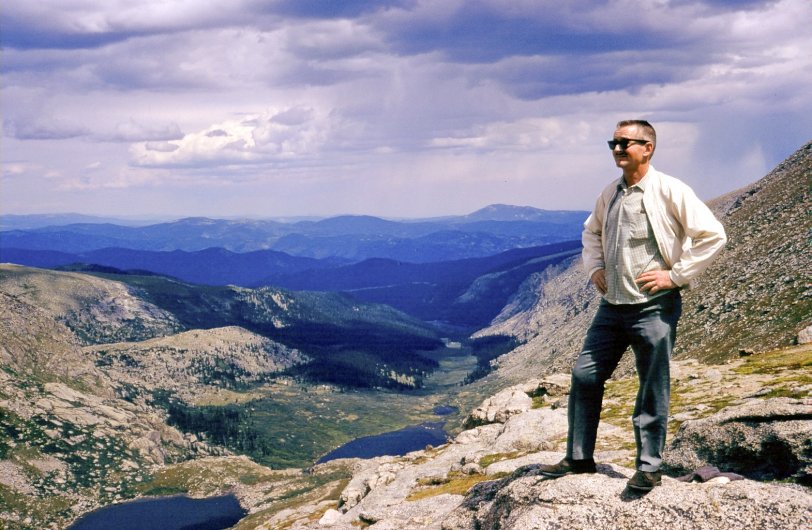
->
[[85, 326, 306, 403], [0, 264, 183, 345]]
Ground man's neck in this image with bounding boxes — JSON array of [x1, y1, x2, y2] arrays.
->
[[623, 164, 650, 186]]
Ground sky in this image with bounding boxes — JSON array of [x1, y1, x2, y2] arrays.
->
[[1, 0, 810, 220]]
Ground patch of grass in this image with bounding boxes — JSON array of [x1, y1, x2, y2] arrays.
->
[[733, 345, 812, 375], [152, 380, 448, 469], [758, 386, 809, 399], [407, 471, 508, 501], [531, 395, 548, 409], [231, 468, 351, 530], [0, 484, 77, 530], [137, 457, 286, 498], [479, 451, 523, 468]]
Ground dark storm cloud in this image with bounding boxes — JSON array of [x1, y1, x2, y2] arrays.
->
[[0, 28, 134, 50]]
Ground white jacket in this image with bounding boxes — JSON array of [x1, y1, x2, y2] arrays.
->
[[582, 166, 727, 289]]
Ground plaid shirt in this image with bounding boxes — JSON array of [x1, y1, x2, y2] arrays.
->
[[603, 174, 670, 304]]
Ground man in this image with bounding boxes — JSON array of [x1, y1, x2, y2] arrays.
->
[[538, 120, 727, 491]]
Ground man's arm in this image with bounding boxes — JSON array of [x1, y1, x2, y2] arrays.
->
[[591, 269, 607, 294], [667, 185, 727, 287], [582, 193, 607, 287]]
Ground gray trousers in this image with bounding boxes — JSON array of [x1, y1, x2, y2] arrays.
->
[[566, 290, 681, 472]]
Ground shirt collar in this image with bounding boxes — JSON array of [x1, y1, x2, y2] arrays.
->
[[618, 168, 652, 192]]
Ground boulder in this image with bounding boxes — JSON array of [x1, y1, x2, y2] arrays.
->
[[338, 457, 404, 511], [798, 324, 812, 344], [490, 407, 568, 453], [463, 386, 533, 428], [663, 397, 812, 484]]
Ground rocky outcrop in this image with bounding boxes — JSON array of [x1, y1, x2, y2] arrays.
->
[[463, 387, 533, 428], [441, 466, 811, 530], [293, 357, 812, 529], [663, 397, 812, 484]]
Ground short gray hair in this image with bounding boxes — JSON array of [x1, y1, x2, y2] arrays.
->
[[616, 119, 656, 153]]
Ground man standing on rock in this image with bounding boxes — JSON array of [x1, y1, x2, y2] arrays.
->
[[538, 120, 727, 491]]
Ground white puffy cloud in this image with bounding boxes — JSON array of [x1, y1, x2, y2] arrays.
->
[[130, 106, 331, 169]]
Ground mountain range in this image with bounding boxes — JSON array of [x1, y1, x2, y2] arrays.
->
[[0, 204, 587, 262]]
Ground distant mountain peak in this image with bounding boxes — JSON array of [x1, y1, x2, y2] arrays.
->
[[463, 204, 587, 223], [172, 217, 219, 225]]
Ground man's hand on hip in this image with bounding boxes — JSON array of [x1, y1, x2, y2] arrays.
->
[[636, 270, 676, 293], [591, 269, 607, 294]]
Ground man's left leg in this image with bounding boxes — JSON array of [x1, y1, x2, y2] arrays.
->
[[627, 292, 682, 490]]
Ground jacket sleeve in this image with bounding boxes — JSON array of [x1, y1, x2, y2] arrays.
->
[[667, 185, 727, 287], [582, 193, 606, 280]]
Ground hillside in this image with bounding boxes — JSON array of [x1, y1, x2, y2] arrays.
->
[[85, 326, 307, 402], [475, 140, 812, 384], [0, 263, 184, 344], [0, 266, 449, 528], [272, 241, 582, 329], [0, 265, 443, 390], [0, 290, 226, 529]]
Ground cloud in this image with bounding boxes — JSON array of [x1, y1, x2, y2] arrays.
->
[[145, 141, 181, 153], [130, 106, 331, 169], [108, 119, 183, 142], [4, 117, 89, 140], [1, 163, 30, 177], [0, 0, 260, 50], [430, 118, 582, 151]]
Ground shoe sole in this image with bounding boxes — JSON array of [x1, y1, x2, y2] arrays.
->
[[539, 470, 596, 478], [627, 481, 660, 491]]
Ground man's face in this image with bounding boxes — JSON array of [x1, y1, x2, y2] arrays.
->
[[611, 125, 653, 172]]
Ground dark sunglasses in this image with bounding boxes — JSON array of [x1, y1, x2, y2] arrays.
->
[[607, 138, 650, 150]]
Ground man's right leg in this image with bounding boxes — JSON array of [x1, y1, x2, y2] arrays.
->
[[540, 301, 628, 477]]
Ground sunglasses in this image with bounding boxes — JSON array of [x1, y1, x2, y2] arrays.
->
[[607, 138, 650, 150]]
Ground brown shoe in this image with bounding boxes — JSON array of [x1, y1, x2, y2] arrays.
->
[[627, 470, 662, 491], [538, 458, 596, 477]]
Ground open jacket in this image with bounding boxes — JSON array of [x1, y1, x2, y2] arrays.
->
[[582, 166, 727, 289]]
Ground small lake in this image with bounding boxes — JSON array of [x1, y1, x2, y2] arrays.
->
[[433, 405, 459, 416], [67, 493, 246, 530], [317, 420, 449, 464]]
